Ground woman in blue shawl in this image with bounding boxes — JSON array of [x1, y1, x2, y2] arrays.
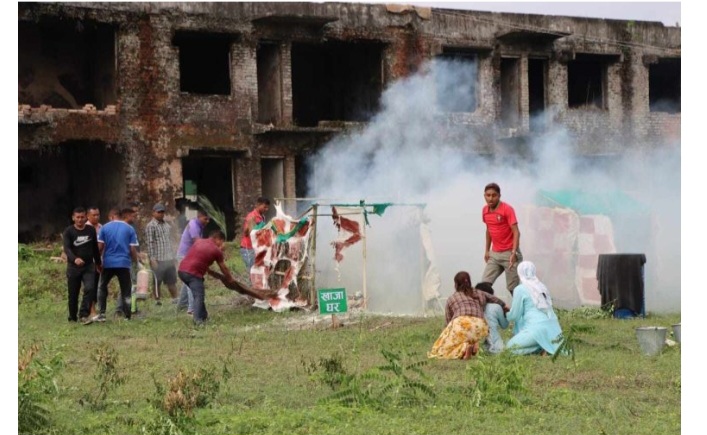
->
[[506, 261, 563, 355]]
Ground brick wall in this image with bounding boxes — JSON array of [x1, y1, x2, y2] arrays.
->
[[17, 2, 681, 239]]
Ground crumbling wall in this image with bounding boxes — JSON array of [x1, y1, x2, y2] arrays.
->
[[18, 142, 126, 242], [18, 2, 681, 240]]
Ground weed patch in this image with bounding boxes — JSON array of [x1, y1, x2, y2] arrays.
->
[[467, 351, 529, 408], [80, 343, 125, 410], [305, 350, 435, 409], [18, 343, 63, 435]]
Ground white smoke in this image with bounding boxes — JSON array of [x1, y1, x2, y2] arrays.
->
[[305, 59, 680, 314]]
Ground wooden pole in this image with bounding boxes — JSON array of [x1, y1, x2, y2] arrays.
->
[[361, 203, 368, 310], [310, 204, 318, 307], [419, 206, 425, 313]]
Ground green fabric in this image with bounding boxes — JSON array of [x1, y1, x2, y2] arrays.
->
[[329, 202, 394, 226], [275, 217, 310, 244], [251, 218, 310, 244], [536, 189, 650, 216], [371, 203, 393, 216], [329, 203, 393, 214]]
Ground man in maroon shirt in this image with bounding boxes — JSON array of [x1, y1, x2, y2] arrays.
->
[[177, 230, 234, 324], [481, 182, 523, 296], [178, 230, 272, 324]]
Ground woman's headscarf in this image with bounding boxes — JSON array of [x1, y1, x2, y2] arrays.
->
[[517, 261, 553, 311]]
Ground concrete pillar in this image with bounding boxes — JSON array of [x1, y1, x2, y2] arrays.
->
[[281, 41, 293, 125]]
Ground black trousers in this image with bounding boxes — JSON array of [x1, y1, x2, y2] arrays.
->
[[98, 268, 132, 319], [66, 264, 96, 321]]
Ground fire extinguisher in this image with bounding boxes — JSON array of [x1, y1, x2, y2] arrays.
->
[[136, 265, 150, 299]]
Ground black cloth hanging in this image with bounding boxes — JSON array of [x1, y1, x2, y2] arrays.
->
[[597, 254, 646, 315]]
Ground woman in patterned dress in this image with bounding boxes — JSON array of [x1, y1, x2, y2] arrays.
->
[[428, 271, 509, 360]]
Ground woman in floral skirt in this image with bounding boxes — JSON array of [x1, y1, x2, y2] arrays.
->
[[428, 271, 509, 360]]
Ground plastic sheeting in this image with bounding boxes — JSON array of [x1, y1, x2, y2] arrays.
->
[[521, 205, 617, 308]]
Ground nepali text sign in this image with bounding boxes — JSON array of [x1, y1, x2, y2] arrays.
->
[[318, 288, 348, 315]]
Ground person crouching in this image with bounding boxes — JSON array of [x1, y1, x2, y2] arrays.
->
[[428, 271, 509, 360]]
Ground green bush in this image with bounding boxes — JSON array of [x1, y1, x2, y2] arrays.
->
[[18, 245, 66, 301], [18, 244, 36, 261], [80, 343, 126, 410], [305, 350, 436, 409], [467, 351, 529, 408], [153, 366, 222, 419], [18, 343, 63, 435]]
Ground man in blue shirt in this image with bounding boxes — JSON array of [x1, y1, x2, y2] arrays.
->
[[95, 206, 139, 321], [476, 282, 509, 354]]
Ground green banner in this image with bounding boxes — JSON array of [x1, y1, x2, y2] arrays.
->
[[318, 288, 348, 315]]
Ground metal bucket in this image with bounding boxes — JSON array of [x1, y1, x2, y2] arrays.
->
[[636, 326, 667, 356], [672, 323, 681, 343]]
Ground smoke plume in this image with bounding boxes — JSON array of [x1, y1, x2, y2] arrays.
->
[[305, 59, 680, 314]]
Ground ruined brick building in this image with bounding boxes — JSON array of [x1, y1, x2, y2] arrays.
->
[[18, 2, 680, 242]]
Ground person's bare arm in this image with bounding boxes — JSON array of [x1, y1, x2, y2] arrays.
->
[[510, 224, 520, 268], [487, 293, 509, 312], [484, 229, 492, 263], [130, 246, 139, 263], [146, 226, 158, 268], [244, 216, 256, 236], [209, 266, 276, 300], [216, 259, 235, 282]]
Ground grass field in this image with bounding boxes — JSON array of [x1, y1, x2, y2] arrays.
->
[[18, 243, 681, 435]]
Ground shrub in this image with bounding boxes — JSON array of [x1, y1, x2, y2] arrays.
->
[[18, 343, 63, 435], [80, 343, 125, 410], [305, 350, 436, 409], [18, 244, 66, 301], [154, 367, 221, 419], [467, 351, 529, 408], [18, 244, 36, 261]]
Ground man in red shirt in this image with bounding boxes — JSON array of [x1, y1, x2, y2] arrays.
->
[[481, 182, 523, 296], [178, 230, 237, 325], [239, 197, 270, 276]]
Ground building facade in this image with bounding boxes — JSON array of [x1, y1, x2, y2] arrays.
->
[[18, 2, 680, 241]]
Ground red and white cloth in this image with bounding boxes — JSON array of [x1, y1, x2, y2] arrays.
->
[[248, 204, 313, 312], [331, 206, 364, 263]]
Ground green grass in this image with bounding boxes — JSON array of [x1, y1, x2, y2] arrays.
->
[[18, 243, 681, 435]]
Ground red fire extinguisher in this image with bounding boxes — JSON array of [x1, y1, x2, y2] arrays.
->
[[136, 265, 150, 300]]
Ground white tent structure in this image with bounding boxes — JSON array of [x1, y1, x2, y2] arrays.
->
[[278, 199, 443, 315]]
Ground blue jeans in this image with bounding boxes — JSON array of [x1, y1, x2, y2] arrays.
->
[[240, 248, 255, 272], [177, 283, 193, 311], [176, 257, 193, 312], [178, 271, 207, 324], [484, 304, 509, 354]]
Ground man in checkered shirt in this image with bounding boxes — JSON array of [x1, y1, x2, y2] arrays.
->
[[145, 203, 178, 304]]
